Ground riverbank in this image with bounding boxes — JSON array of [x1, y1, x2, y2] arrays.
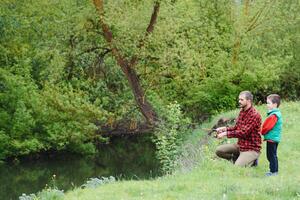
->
[[64, 101, 300, 200]]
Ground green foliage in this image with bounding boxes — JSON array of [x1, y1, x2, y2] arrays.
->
[[0, 68, 105, 159], [19, 175, 64, 200], [18, 176, 116, 200], [19, 189, 64, 200], [153, 102, 191, 174], [0, 69, 41, 159], [279, 15, 300, 99], [0, 0, 299, 159], [35, 83, 105, 153], [82, 176, 116, 189]]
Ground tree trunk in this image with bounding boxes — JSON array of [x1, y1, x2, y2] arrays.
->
[[92, 0, 159, 125]]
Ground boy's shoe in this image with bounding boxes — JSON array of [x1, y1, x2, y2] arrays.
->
[[265, 172, 278, 177]]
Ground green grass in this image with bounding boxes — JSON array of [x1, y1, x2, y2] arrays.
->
[[64, 102, 300, 200]]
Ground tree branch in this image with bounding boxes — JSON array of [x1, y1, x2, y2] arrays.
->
[[92, 0, 158, 125], [93, 0, 128, 70], [245, 1, 274, 33], [145, 2, 160, 39], [77, 46, 111, 56], [136, 1, 161, 49], [130, 1, 160, 66]]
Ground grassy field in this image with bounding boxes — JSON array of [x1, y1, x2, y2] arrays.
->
[[64, 102, 300, 200]]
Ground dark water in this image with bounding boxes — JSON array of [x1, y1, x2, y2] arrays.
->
[[0, 135, 160, 200]]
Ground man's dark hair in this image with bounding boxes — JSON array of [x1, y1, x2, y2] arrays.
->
[[239, 91, 253, 102], [267, 94, 281, 107]]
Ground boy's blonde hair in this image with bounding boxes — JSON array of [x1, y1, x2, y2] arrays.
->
[[267, 94, 281, 107]]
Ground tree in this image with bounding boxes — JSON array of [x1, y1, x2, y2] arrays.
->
[[92, 0, 159, 125]]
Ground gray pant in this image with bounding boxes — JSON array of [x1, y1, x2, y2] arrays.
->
[[215, 144, 260, 167]]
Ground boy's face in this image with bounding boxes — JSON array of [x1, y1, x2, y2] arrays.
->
[[267, 98, 277, 110]]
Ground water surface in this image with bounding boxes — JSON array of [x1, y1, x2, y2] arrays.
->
[[0, 135, 160, 200]]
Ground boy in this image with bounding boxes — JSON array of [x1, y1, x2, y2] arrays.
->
[[261, 94, 282, 176]]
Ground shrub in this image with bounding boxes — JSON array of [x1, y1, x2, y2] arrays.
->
[[153, 102, 191, 174]]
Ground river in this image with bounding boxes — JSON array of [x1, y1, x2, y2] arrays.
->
[[0, 135, 160, 200]]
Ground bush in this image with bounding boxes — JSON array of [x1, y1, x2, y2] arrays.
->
[[82, 176, 116, 189], [153, 102, 191, 174], [0, 69, 106, 160]]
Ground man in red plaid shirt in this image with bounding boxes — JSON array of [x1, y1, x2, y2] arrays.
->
[[215, 91, 262, 166]]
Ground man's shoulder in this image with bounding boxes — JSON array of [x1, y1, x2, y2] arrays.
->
[[250, 107, 262, 118]]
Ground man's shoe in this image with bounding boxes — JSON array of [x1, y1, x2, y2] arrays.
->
[[265, 172, 278, 176], [251, 159, 258, 167]]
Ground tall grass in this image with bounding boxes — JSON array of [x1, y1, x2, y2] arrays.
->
[[64, 102, 300, 200]]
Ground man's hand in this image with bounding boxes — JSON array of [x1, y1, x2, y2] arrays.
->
[[217, 131, 227, 139], [216, 126, 227, 133]]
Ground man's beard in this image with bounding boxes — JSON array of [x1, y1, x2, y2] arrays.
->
[[239, 103, 245, 108]]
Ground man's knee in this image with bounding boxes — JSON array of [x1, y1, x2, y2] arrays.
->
[[234, 160, 248, 167], [234, 159, 256, 167], [234, 151, 260, 167], [215, 145, 232, 159], [215, 146, 224, 157]]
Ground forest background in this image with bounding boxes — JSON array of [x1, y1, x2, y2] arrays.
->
[[0, 0, 299, 164]]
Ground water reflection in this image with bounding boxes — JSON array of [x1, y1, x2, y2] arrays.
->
[[0, 135, 160, 200]]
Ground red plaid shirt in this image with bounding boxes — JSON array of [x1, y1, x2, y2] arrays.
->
[[227, 106, 262, 152]]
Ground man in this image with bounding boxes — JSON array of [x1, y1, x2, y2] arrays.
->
[[215, 91, 262, 167]]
